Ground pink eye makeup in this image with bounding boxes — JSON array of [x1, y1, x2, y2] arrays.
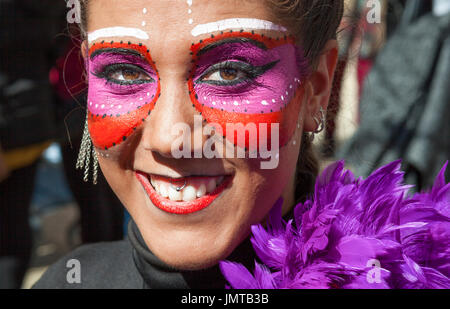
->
[[87, 42, 161, 150], [188, 32, 308, 151]]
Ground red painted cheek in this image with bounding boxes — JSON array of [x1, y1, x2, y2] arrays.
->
[[88, 98, 158, 149], [188, 80, 303, 151]]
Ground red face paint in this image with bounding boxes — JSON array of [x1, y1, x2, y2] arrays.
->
[[87, 42, 160, 150], [188, 32, 308, 152]]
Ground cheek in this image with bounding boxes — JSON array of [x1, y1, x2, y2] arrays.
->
[[188, 88, 304, 152], [97, 156, 139, 213], [87, 101, 157, 150], [233, 144, 300, 228]]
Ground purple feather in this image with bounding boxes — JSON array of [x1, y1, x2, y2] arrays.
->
[[220, 160, 450, 289]]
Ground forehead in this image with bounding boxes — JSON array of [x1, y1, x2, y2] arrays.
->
[[87, 0, 280, 43]]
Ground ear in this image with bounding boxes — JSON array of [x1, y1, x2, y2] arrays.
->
[[81, 40, 88, 59], [81, 40, 90, 83], [302, 40, 339, 132]]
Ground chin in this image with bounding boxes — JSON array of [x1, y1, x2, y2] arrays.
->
[[139, 219, 245, 271]]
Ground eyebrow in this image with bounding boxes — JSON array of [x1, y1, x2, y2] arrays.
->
[[90, 47, 144, 60], [191, 18, 287, 37], [196, 37, 267, 57], [88, 27, 149, 43]]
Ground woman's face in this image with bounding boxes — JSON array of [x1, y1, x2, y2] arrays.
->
[[85, 0, 315, 270]]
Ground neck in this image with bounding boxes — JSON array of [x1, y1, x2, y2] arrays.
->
[[281, 169, 297, 217]]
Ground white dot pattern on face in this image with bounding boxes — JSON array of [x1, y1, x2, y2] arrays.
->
[[187, 0, 193, 25], [142, 8, 147, 27], [198, 77, 300, 111]]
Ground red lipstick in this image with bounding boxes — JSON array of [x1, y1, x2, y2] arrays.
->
[[135, 172, 232, 215]]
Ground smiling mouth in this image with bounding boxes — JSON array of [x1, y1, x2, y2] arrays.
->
[[135, 172, 232, 215]]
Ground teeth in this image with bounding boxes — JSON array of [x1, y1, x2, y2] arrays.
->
[[150, 175, 226, 201], [206, 179, 216, 193], [159, 182, 169, 198], [150, 177, 156, 188], [182, 186, 197, 202], [196, 184, 206, 198], [168, 185, 183, 201]]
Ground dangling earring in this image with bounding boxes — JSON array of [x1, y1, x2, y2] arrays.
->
[[310, 106, 326, 142], [76, 113, 99, 184]]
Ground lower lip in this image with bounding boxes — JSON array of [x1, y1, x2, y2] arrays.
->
[[135, 172, 232, 215]]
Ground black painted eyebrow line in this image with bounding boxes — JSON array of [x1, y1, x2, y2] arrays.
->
[[196, 37, 267, 57], [90, 48, 144, 60]]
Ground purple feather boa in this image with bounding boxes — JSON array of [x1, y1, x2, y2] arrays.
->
[[220, 160, 450, 289]]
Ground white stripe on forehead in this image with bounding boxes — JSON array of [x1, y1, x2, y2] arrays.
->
[[88, 27, 149, 43], [191, 18, 287, 37]]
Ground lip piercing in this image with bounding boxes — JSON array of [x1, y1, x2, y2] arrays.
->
[[171, 178, 187, 192]]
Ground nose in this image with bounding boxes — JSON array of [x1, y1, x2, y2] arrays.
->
[[139, 75, 200, 158]]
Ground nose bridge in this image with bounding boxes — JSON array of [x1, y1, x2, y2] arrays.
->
[[140, 74, 195, 157]]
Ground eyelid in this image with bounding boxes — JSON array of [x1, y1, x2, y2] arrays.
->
[[89, 48, 156, 73], [196, 60, 279, 86], [94, 63, 155, 84], [201, 61, 253, 77], [90, 48, 144, 60], [196, 37, 268, 57]]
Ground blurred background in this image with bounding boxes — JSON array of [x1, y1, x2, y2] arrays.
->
[[0, 0, 449, 289]]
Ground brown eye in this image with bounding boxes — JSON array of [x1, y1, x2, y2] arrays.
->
[[109, 67, 151, 82], [122, 69, 140, 81], [220, 68, 238, 81], [203, 67, 246, 83]]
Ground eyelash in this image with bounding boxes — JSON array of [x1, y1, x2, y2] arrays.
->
[[94, 63, 154, 85], [196, 60, 278, 87], [92, 58, 277, 92]]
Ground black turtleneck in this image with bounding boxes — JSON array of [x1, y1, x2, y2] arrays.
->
[[33, 219, 259, 289], [33, 203, 295, 289], [128, 220, 258, 289]]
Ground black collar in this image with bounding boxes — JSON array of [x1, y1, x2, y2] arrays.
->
[[128, 220, 257, 289], [128, 204, 295, 289]]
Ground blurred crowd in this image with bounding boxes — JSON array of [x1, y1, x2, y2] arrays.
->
[[0, 0, 124, 289], [0, 0, 449, 289]]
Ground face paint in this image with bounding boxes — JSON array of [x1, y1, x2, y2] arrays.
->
[[188, 31, 308, 152], [88, 27, 149, 43], [187, 0, 194, 24], [141, 8, 148, 27], [191, 18, 287, 37], [87, 42, 160, 150]]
